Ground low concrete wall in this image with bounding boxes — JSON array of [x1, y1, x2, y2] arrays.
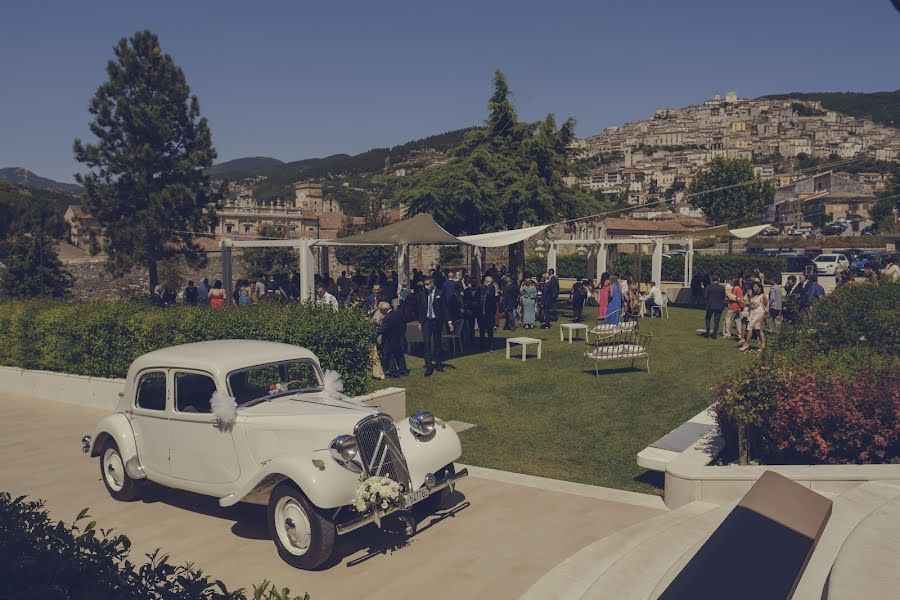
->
[[0, 366, 124, 411], [663, 415, 900, 509], [0, 366, 407, 419]]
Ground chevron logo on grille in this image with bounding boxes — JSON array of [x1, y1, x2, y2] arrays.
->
[[367, 429, 403, 476]]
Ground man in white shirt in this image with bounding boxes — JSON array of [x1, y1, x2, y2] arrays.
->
[[315, 283, 339, 309], [642, 281, 664, 316]]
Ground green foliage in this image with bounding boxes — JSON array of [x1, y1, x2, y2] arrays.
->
[[791, 102, 825, 117], [438, 245, 464, 267], [762, 90, 900, 129], [74, 30, 222, 292], [241, 224, 299, 280], [686, 158, 774, 226], [396, 70, 598, 278], [333, 216, 395, 273], [0, 492, 310, 600], [870, 163, 900, 230], [0, 300, 375, 395], [0, 234, 73, 298]]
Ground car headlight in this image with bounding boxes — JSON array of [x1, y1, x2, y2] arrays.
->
[[329, 435, 358, 462], [409, 411, 436, 437]]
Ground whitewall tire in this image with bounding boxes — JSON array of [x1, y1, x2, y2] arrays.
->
[[267, 482, 335, 570], [100, 440, 139, 501]]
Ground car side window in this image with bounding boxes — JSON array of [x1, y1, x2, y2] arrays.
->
[[175, 372, 217, 414], [136, 371, 166, 411]]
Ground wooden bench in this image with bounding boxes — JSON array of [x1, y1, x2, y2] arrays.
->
[[657, 470, 833, 600], [582, 328, 652, 375]]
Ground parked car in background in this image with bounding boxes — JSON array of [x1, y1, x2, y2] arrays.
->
[[861, 224, 876, 236], [812, 253, 850, 276], [824, 222, 847, 236], [778, 252, 815, 275], [791, 228, 812, 238], [760, 226, 780, 237], [83, 341, 467, 570], [851, 252, 883, 276]]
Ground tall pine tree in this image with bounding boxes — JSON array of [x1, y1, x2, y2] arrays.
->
[[74, 30, 220, 292]]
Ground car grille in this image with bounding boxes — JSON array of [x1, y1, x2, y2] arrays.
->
[[354, 414, 412, 490]]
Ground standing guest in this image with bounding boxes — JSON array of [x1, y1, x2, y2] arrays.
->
[[703, 275, 726, 339], [724, 278, 743, 338], [208, 280, 226, 309], [198, 277, 210, 305], [238, 286, 252, 306], [691, 273, 703, 305], [231, 280, 242, 306], [605, 275, 623, 325], [521, 278, 538, 329], [618, 274, 629, 301], [162, 285, 176, 306], [806, 273, 825, 307], [315, 282, 339, 309], [478, 282, 497, 350], [376, 301, 409, 377], [337, 271, 351, 301], [461, 276, 480, 342], [183, 280, 199, 306], [570, 279, 586, 323], [254, 277, 266, 301], [596, 272, 610, 320], [626, 279, 640, 317], [794, 272, 811, 311], [364, 284, 384, 313], [417, 276, 452, 376], [740, 281, 768, 352], [541, 268, 559, 328], [782, 275, 800, 324], [768, 279, 783, 330], [388, 270, 400, 300], [502, 276, 518, 331], [150, 285, 165, 307]]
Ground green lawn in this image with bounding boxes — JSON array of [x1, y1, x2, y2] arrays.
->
[[372, 307, 743, 495]]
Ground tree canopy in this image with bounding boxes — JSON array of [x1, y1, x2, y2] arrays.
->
[[687, 158, 774, 226], [74, 30, 221, 293]]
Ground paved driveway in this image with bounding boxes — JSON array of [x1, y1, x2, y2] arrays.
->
[[0, 394, 664, 599]]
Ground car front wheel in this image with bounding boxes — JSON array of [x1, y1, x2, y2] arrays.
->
[[100, 440, 140, 501], [268, 482, 335, 570]]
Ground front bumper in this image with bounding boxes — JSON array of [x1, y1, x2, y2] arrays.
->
[[336, 467, 468, 535]]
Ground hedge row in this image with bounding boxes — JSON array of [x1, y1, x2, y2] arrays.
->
[[0, 492, 310, 600], [0, 300, 375, 395], [525, 254, 787, 282]]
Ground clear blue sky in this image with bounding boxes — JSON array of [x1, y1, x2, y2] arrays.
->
[[2, 0, 898, 183]]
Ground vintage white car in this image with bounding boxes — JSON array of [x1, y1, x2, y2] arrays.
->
[[82, 340, 467, 569]]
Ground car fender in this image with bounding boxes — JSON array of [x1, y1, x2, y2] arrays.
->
[[219, 450, 361, 510], [90, 413, 138, 464], [396, 419, 463, 489]]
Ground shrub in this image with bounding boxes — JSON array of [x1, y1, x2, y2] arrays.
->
[[713, 282, 900, 464], [0, 492, 310, 599], [0, 300, 375, 395]]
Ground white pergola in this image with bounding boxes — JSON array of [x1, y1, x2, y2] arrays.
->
[[545, 237, 695, 286], [220, 237, 318, 301]]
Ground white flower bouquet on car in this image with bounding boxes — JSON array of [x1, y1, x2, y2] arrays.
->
[[352, 476, 404, 513]]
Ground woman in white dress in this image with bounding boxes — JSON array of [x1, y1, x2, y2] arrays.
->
[[740, 281, 768, 352]]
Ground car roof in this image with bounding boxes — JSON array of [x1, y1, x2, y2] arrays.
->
[[129, 340, 319, 378]]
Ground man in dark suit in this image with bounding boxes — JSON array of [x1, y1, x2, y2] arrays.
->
[[703, 274, 727, 339], [417, 276, 454, 376], [502, 276, 518, 331], [376, 302, 409, 377], [542, 268, 559, 328], [150, 285, 165, 308]]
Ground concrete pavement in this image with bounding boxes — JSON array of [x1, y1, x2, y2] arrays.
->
[[0, 393, 665, 599]]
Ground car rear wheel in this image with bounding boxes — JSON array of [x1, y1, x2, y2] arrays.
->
[[268, 482, 335, 570], [100, 440, 140, 501]]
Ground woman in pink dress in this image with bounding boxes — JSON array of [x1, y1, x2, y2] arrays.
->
[[596, 272, 610, 319]]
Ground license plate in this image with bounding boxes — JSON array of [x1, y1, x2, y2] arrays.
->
[[403, 486, 430, 508]]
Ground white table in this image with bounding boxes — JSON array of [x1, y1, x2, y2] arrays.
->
[[506, 337, 542, 361], [560, 323, 589, 343]]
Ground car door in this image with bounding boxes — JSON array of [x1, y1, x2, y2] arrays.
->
[[129, 369, 171, 476], [168, 370, 241, 484]]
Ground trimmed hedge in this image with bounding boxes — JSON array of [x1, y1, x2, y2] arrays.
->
[[0, 300, 375, 395], [525, 254, 786, 282], [0, 492, 310, 599]]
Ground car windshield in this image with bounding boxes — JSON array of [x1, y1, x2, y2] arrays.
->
[[228, 359, 322, 406], [815, 255, 836, 262]]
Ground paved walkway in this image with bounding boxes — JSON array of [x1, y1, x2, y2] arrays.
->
[[0, 394, 665, 599]]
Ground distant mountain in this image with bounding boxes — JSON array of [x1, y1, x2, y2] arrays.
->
[[208, 127, 474, 202], [207, 156, 285, 179], [0, 167, 82, 193], [760, 90, 900, 128]]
